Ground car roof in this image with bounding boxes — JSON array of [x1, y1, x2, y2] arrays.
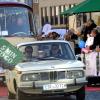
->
[[17, 40, 70, 48]]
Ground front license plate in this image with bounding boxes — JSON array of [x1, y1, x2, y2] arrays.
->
[[43, 83, 67, 91]]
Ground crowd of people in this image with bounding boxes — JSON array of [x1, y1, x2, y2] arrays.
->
[[37, 19, 100, 55], [36, 19, 100, 77]]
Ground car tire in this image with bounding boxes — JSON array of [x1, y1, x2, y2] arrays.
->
[[16, 88, 25, 100], [76, 86, 85, 100], [8, 91, 15, 99]]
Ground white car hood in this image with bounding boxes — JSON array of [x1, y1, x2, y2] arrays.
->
[[15, 60, 84, 71]]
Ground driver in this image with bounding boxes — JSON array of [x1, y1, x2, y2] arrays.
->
[[50, 44, 61, 57]]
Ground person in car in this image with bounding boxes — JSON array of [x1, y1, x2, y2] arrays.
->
[[50, 44, 61, 57], [24, 46, 33, 61]]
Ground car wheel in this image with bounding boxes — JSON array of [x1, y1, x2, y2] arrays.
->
[[8, 91, 15, 99], [16, 88, 25, 100], [76, 86, 85, 100]]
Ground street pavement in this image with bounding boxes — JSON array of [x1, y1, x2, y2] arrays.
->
[[0, 87, 100, 100]]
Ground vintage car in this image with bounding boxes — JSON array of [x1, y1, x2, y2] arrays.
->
[[5, 40, 87, 100]]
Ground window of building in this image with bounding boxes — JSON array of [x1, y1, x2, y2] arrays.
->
[[65, 5, 69, 10], [71, 4, 74, 8], [49, 6, 59, 25], [26, 0, 33, 7], [55, 6, 59, 25], [53, 6, 56, 25], [33, 0, 39, 3], [60, 6, 64, 24], [50, 7, 54, 25], [64, 5, 69, 27], [44, 7, 48, 22], [41, 8, 45, 26]]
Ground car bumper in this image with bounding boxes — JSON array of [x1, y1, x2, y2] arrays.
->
[[19, 78, 87, 94]]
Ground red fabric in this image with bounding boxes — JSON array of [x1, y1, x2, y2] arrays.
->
[[0, 86, 8, 97], [85, 86, 100, 91]]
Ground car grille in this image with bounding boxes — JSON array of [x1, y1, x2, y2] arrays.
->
[[40, 71, 66, 81]]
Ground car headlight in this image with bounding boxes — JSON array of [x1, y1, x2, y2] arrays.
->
[[21, 73, 40, 81], [66, 70, 84, 79]]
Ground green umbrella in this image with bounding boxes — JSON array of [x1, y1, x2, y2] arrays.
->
[[61, 6, 76, 16], [61, 0, 88, 15], [73, 0, 100, 14], [61, 0, 100, 15]]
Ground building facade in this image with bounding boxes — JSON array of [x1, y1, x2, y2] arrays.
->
[[38, 0, 100, 31], [39, 0, 85, 29], [3, 0, 99, 31]]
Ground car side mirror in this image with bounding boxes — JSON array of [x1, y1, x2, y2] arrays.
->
[[76, 54, 82, 61]]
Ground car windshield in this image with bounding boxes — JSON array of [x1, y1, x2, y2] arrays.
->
[[0, 7, 34, 36], [18, 42, 75, 62]]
